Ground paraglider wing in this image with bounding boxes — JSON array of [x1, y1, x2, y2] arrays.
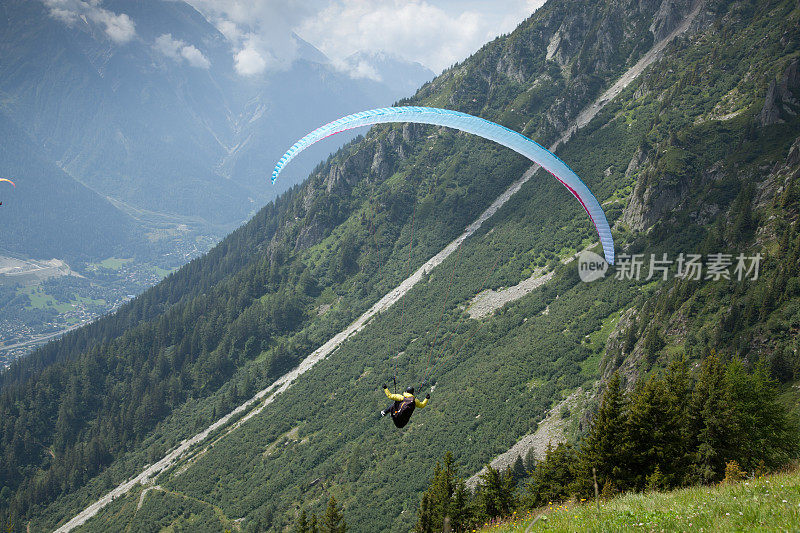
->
[[0, 178, 15, 187], [272, 107, 614, 264]]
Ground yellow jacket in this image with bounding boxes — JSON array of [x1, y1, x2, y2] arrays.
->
[[384, 388, 428, 408]]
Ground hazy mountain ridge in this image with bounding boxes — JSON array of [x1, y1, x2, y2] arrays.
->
[[0, 0, 432, 360], [0, 0, 434, 231], [0, 108, 139, 261]]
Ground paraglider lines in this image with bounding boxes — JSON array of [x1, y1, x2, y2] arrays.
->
[[420, 242, 464, 389], [422, 253, 502, 391], [390, 202, 416, 391]]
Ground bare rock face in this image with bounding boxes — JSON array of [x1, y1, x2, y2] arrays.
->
[[625, 148, 647, 180], [757, 59, 799, 127], [294, 222, 326, 251], [650, 0, 694, 41], [758, 80, 783, 127], [622, 177, 684, 232], [788, 136, 800, 167], [370, 142, 390, 178], [620, 147, 689, 232]]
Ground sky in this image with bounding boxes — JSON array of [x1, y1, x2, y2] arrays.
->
[[40, 0, 547, 78], [182, 0, 547, 76]]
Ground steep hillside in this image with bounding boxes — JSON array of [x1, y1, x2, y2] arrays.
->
[[2, 0, 799, 531]]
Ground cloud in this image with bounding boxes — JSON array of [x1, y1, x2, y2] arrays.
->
[[154, 33, 182, 59], [234, 37, 269, 75], [184, 0, 545, 76], [298, 0, 546, 74], [298, 1, 480, 74], [154, 33, 211, 69], [345, 59, 382, 82], [42, 0, 136, 44], [187, 0, 308, 75], [181, 45, 211, 69]]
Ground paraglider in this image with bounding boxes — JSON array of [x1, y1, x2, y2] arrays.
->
[[381, 385, 429, 428], [0, 178, 14, 206], [272, 107, 616, 430], [272, 106, 614, 264]]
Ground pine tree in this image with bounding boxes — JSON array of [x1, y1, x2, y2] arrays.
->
[[661, 356, 693, 486], [523, 448, 537, 473], [309, 513, 319, 533], [522, 443, 577, 508], [511, 455, 527, 483], [449, 478, 472, 533], [432, 452, 456, 525], [415, 452, 464, 532], [575, 372, 630, 496], [321, 496, 346, 533], [723, 360, 798, 473], [476, 465, 515, 520], [295, 509, 309, 533], [626, 367, 688, 491], [416, 493, 433, 533], [688, 353, 733, 484]]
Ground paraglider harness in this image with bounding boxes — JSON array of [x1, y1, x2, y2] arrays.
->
[[389, 395, 417, 429]]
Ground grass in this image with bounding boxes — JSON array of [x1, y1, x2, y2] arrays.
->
[[19, 286, 106, 313], [21, 287, 72, 312], [482, 467, 800, 532], [98, 257, 133, 270], [153, 265, 176, 278]]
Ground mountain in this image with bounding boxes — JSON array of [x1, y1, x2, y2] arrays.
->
[[0, 108, 140, 261], [0, 0, 435, 234], [342, 50, 435, 96], [213, 45, 435, 206], [1, 0, 799, 531]]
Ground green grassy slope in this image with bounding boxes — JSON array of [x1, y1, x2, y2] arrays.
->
[[484, 466, 800, 532]]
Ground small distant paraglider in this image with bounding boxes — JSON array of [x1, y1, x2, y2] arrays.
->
[[0, 178, 15, 206]]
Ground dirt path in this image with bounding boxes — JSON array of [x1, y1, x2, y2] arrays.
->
[[54, 6, 703, 529]]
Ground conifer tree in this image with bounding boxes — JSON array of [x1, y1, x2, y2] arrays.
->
[[626, 364, 688, 491], [295, 509, 309, 533], [575, 372, 630, 496], [432, 452, 457, 525], [321, 496, 346, 533], [689, 353, 732, 484], [476, 465, 515, 520], [661, 356, 693, 485], [449, 478, 472, 533], [511, 455, 527, 483], [722, 360, 798, 473], [416, 453, 475, 533], [522, 443, 577, 508], [415, 493, 433, 533]]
